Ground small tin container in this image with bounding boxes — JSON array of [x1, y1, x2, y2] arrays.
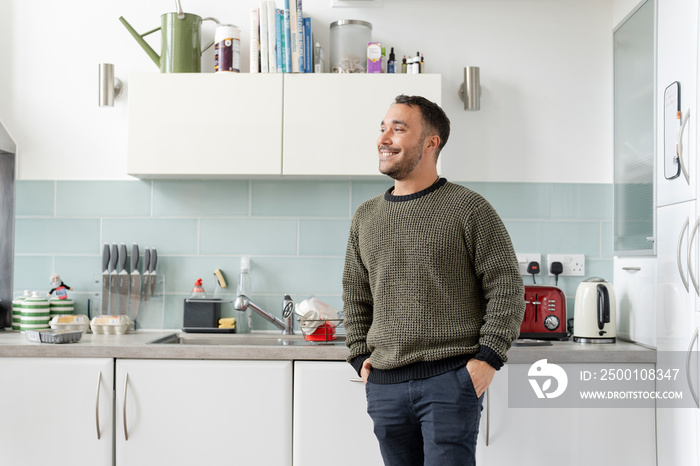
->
[[215, 24, 241, 73]]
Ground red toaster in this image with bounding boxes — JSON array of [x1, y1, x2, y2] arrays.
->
[[520, 285, 568, 340]]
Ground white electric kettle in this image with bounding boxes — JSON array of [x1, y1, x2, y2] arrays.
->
[[573, 278, 616, 343]]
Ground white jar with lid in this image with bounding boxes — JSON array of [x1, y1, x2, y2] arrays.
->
[[330, 20, 372, 73]]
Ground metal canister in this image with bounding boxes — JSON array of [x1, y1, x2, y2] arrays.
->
[[215, 24, 241, 73]]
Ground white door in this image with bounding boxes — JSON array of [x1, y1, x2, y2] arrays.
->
[[115, 359, 292, 466], [0, 357, 114, 466], [293, 361, 382, 466], [657, 0, 698, 206], [657, 201, 699, 466]]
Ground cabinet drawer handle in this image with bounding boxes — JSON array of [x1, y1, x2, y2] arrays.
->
[[349, 378, 363, 383], [677, 217, 690, 292], [621, 267, 642, 272], [123, 372, 129, 441], [686, 328, 699, 409], [95, 371, 102, 440]]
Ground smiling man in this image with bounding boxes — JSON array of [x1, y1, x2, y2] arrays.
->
[[342, 95, 525, 465]]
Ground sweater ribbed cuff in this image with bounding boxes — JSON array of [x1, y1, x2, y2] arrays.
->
[[474, 345, 503, 370], [350, 354, 371, 377]]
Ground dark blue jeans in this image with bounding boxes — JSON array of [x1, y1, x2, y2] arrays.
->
[[365, 366, 484, 466]]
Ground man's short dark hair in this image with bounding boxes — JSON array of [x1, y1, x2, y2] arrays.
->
[[394, 95, 450, 156]]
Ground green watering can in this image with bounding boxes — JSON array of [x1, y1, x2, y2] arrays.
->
[[119, 1, 217, 73]]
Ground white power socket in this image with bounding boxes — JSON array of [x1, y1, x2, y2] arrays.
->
[[516, 253, 541, 276], [547, 254, 585, 276]]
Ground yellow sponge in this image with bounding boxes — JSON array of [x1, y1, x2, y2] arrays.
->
[[218, 317, 236, 329]]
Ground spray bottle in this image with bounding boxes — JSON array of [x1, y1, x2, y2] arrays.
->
[[236, 256, 252, 333]]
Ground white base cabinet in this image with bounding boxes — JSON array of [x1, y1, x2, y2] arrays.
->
[[293, 361, 382, 466], [115, 359, 292, 466], [0, 357, 114, 466], [476, 365, 656, 466], [614, 256, 658, 347]]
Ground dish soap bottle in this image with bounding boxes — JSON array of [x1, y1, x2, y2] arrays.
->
[[236, 257, 252, 333], [189, 278, 207, 299]]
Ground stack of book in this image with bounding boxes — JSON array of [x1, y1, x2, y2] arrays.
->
[[251, 0, 313, 73]]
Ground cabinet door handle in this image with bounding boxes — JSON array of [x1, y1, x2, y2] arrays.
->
[[678, 108, 691, 185], [485, 387, 490, 447], [687, 217, 700, 296], [622, 267, 642, 272], [349, 377, 363, 383], [123, 372, 129, 441], [686, 328, 699, 409], [95, 371, 102, 440], [677, 217, 690, 292]]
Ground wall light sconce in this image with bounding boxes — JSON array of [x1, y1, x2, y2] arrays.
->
[[98, 63, 123, 107], [458, 66, 481, 111]]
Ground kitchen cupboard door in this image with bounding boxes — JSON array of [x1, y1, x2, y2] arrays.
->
[[614, 256, 657, 347], [127, 73, 284, 177], [282, 74, 441, 176], [0, 357, 114, 466], [115, 359, 292, 466], [656, 0, 698, 206], [475, 365, 655, 466], [293, 361, 382, 466]]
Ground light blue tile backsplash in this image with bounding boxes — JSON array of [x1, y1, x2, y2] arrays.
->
[[13, 179, 613, 329]]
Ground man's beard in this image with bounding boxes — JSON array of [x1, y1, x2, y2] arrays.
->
[[379, 138, 424, 181]]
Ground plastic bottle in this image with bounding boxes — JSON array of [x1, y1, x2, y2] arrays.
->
[[189, 279, 207, 299], [237, 257, 252, 332], [416, 51, 421, 73], [387, 47, 396, 74]]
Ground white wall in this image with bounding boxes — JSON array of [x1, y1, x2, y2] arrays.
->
[[1, 0, 615, 183]]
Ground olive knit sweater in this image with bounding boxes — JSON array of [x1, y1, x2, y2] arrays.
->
[[343, 179, 525, 384]]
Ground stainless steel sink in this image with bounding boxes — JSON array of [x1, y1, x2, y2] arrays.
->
[[148, 332, 345, 346]]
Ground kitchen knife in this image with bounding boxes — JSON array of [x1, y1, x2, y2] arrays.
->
[[149, 248, 158, 297], [142, 248, 151, 302], [129, 243, 141, 322], [118, 243, 129, 315], [101, 244, 110, 315], [109, 244, 118, 314]]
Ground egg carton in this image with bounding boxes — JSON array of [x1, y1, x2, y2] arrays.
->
[[50, 315, 90, 333], [90, 315, 133, 335]]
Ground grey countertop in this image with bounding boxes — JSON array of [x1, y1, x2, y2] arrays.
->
[[0, 330, 657, 364]]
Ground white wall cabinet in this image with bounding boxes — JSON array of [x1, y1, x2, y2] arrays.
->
[[114, 359, 292, 466], [0, 357, 114, 466], [126, 74, 441, 179], [282, 74, 441, 176], [293, 361, 382, 466], [127, 74, 284, 177], [476, 365, 656, 466]]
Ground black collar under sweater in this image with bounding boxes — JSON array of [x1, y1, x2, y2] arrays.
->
[[384, 177, 447, 202]]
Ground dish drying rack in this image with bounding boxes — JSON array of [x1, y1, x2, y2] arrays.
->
[[298, 318, 344, 343], [282, 297, 345, 343]]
